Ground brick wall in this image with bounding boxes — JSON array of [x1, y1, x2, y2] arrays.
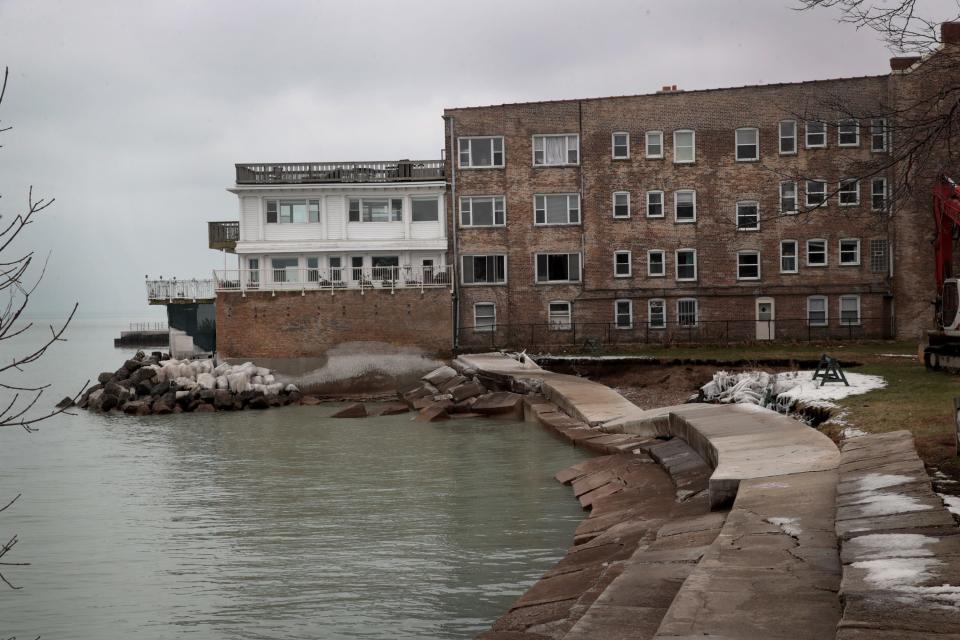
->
[[216, 288, 453, 359]]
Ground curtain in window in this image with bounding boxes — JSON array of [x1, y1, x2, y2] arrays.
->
[[544, 137, 566, 164]]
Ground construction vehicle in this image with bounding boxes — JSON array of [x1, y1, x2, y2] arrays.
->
[[923, 175, 960, 371]]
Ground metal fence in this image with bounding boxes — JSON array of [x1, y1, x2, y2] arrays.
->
[[145, 279, 216, 302], [458, 317, 892, 351], [213, 265, 454, 293], [129, 322, 167, 331]]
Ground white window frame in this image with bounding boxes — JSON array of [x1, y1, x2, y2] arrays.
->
[[534, 193, 581, 226], [548, 300, 573, 331], [613, 191, 631, 218], [648, 298, 666, 329], [461, 254, 507, 285], [838, 119, 860, 147], [266, 199, 321, 225], [806, 180, 827, 208], [459, 195, 506, 227], [612, 132, 630, 159], [674, 189, 697, 223], [348, 197, 403, 223], [614, 299, 633, 329], [647, 250, 666, 277], [532, 133, 580, 166], [780, 181, 798, 214], [871, 118, 888, 152], [735, 127, 759, 161], [458, 136, 505, 169], [779, 120, 797, 155], [736, 200, 760, 231], [675, 249, 698, 281], [737, 250, 761, 281], [673, 129, 696, 164], [805, 120, 827, 148], [473, 303, 497, 332], [614, 250, 632, 278], [838, 179, 860, 207], [780, 240, 798, 274], [807, 295, 828, 327], [840, 295, 861, 326], [806, 239, 828, 267], [677, 298, 699, 327], [839, 238, 861, 266], [535, 252, 582, 284], [871, 177, 887, 211], [645, 131, 664, 158], [646, 190, 665, 218]]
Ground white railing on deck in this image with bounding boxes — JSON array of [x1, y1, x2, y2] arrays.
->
[[146, 279, 216, 302], [213, 265, 454, 293]]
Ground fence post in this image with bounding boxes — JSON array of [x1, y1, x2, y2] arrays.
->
[[572, 322, 577, 347], [491, 324, 495, 349]]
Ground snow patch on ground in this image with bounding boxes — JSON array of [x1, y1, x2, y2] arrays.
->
[[766, 516, 802, 538], [855, 473, 914, 492], [850, 533, 938, 559], [878, 353, 917, 359], [841, 426, 868, 439], [853, 558, 942, 589], [534, 354, 655, 361], [701, 369, 886, 413], [848, 493, 932, 517], [937, 493, 960, 517]]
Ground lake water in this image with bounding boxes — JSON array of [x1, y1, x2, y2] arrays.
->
[[0, 319, 589, 639]]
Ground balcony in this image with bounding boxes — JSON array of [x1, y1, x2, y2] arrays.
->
[[146, 279, 216, 305], [235, 160, 445, 185], [213, 265, 453, 294], [208, 221, 239, 252]]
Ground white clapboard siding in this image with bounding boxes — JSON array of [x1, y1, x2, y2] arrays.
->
[[409, 221, 443, 240], [263, 223, 326, 241], [346, 222, 406, 240], [326, 195, 345, 240], [240, 196, 261, 241]]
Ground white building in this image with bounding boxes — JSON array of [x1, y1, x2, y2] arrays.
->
[[212, 160, 450, 291]]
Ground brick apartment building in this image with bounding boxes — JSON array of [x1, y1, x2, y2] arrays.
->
[[444, 24, 960, 350]]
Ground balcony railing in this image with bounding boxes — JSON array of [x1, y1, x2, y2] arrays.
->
[[208, 221, 239, 252], [235, 160, 445, 185], [146, 279, 216, 303], [213, 265, 453, 293]]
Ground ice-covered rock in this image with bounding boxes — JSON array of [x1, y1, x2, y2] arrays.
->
[[215, 375, 229, 390], [196, 373, 216, 390]]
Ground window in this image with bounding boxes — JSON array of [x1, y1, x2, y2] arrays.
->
[[840, 295, 861, 325], [806, 180, 827, 207], [474, 303, 496, 332], [648, 299, 666, 328], [735, 127, 759, 161], [271, 257, 299, 283], [675, 190, 696, 222], [677, 298, 698, 327], [458, 136, 504, 168], [676, 249, 697, 281], [780, 240, 798, 273], [838, 119, 860, 146], [871, 177, 887, 211], [307, 256, 320, 282], [349, 198, 402, 222], [807, 296, 828, 326], [614, 300, 633, 329], [548, 301, 572, 330], [614, 251, 632, 277], [870, 239, 889, 273], [350, 256, 364, 281], [647, 250, 666, 277], [780, 181, 798, 213], [779, 120, 797, 154], [462, 255, 506, 285], [329, 256, 343, 283], [613, 192, 631, 218], [673, 130, 695, 163], [460, 196, 505, 227], [533, 134, 579, 166], [736, 201, 759, 231], [612, 132, 630, 159], [839, 238, 861, 265], [266, 199, 320, 224], [411, 198, 439, 222], [871, 118, 887, 152], [838, 179, 860, 206], [248, 257, 260, 284], [806, 121, 827, 148], [807, 239, 827, 266], [535, 253, 581, 283], [646, 190, 664, 218], [737, 251, 761, 280], [535, 194, 580, 225], [646, 131, 664, 158]]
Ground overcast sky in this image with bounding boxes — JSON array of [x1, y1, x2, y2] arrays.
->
[[0, 0, 954, 320]]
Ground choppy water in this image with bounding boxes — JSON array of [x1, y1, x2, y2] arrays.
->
[[0, 319, 589, 639]]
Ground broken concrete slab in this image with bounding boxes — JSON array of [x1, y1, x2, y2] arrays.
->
[[414, 405, 449, 422], [371, 402, 409, 416], [450, 380, 486, 402], [421, 365, 458, 387], [472, 391, 524, 416], [330, 402, 366, 418], [437, 374, 468, 393]]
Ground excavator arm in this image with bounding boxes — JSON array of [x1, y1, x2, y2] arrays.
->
[[933, 175, 960, 297]]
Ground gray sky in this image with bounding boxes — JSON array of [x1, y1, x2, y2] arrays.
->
[[0, 0, 952, 319]]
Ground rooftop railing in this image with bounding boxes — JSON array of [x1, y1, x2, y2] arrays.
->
[[146, 279, 216, 303], [213, 265, 453, 294], [235, 160, 445, 185]]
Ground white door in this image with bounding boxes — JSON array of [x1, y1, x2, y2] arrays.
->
[[756, 297, 775, 340]]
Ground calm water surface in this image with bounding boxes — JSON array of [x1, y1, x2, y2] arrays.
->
[[0, 319, 589, 639]]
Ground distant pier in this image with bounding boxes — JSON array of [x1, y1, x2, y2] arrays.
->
[[114, 322, 169, 347]]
